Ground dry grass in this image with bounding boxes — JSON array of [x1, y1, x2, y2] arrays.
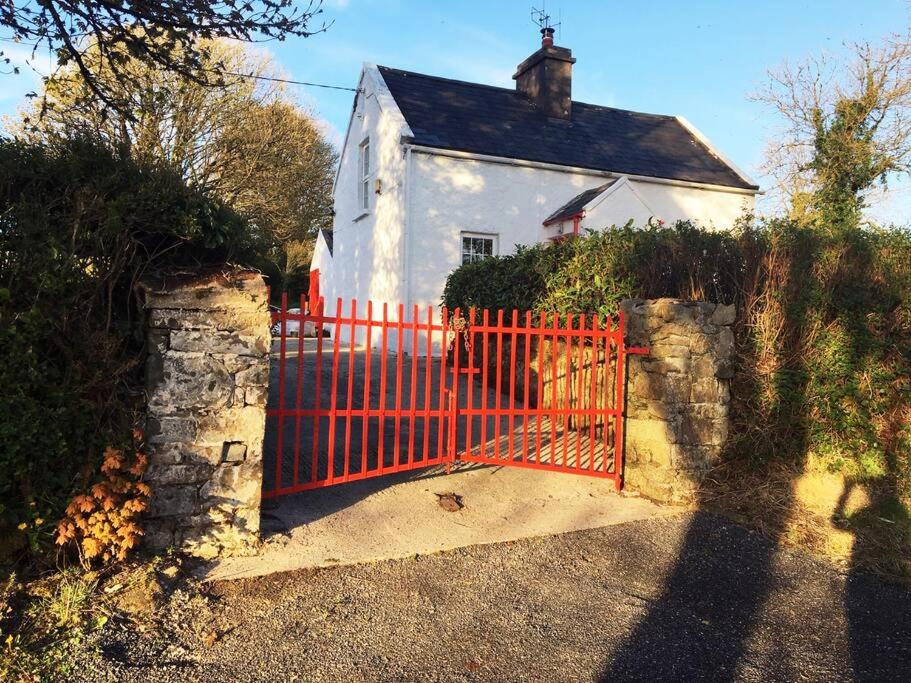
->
[[698, 459, 911, 585]]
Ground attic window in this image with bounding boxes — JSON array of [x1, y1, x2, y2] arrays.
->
[[358, 137, 370, 211], [461, 232, 497, 265]]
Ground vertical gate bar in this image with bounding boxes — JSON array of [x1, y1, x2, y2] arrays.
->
[[521, 310, 532, 464], [423, 306, 433, 463], [561, 313, 574, 469], [603, 315, 615, 476], [480, 308, 490, 458], [493, 309, 504, 461], [575, 314, 587, 469], [274, 291, 288, 492], [343, 299, 357, 480], [450, 307, 462, 462], [378, 303, 389, 474], [447, 389, 457, 467], [613, 312, 627, 490], [437, 307, 449, 460], [465, 307, 476, 457], [361, 301, 373, 476], [549, 311, 559, 467], [535, 310, 546, 465], [326, 298, 343, 485], [292, 292, 306, 488], [311, 296, 324, 484], [408, 304, 419, 467], [393, 304, 405, 470], [589, 314, 600, 473], [507, 309, 518, 463]]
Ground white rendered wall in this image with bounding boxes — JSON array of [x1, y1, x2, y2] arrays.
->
[[324, 65, 411, 347], [407, 151, 755, 316], [310, 230, 333, 292]]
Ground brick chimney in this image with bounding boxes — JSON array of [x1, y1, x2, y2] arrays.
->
[[513, 27, 576, 119]]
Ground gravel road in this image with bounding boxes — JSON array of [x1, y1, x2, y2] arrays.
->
[[74, 512, 911, 682]]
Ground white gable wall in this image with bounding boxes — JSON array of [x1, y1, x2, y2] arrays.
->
[[310, 230, 333, 287], [584, 180, 655, 230], [545, 178, 656, 238], [324, 65, 412, 345]]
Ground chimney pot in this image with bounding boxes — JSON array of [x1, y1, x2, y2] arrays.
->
[[541, 27, 555, 47]]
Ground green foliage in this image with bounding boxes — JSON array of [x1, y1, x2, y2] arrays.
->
[[443, 220, 911, 500], [1, 570, 107, 681], [0, 136, 256, 559], [22, 37, 337, 303], [443, 221, 746, 318], [809, 95, 894, 229]]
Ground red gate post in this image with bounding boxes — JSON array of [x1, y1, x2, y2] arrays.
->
[[310, 295, 324, 486], [307, 269, 320, 314], [614, 311, 651, 491]]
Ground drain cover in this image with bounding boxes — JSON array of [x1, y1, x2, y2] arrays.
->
[[435, 492, 464, 512]]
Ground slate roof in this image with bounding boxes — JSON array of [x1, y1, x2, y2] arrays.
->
[[543, 180, 618, 224], [377, 66, 757, 191], [320, 229, 333, 255]]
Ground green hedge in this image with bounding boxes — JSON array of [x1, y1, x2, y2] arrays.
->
[[0, 136, 257, 557], [443, 221, 911, 501], [443, 222, 746, 320]]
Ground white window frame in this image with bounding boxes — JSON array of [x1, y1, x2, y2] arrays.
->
[[460, 231, 498, 265], [358, 137, 371, 212]]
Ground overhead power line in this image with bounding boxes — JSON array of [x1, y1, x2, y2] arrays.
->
[[220, 69, 359, 92]]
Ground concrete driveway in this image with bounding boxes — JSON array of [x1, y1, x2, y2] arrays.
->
[[206, 339, 647, 579]]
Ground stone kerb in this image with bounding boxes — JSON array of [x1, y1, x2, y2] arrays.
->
[[139, 270, 271, 558], [621, 298, 735, 504]]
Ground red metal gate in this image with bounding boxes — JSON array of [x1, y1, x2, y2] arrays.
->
[[264, 273, 647, 499]]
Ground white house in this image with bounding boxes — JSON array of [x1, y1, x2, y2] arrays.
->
[[313, 28, 758, 346]]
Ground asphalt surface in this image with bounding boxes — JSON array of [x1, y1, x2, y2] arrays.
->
[[74, 511, 911, 682]]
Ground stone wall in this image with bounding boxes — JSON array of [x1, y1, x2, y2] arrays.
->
[[621, 298, 735, 504], [139, 270, 271, 558]]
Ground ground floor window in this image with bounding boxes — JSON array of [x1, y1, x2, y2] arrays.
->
[[461, 232, 498, 265]]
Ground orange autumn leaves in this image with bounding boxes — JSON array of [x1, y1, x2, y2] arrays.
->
[[56, 434, 151, 564]]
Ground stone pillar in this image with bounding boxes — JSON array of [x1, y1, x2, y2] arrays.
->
[[139, 270, 271, 558], [621, 298, 735, 504]]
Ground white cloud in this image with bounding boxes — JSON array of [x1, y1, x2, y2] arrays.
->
[[314, 115, 344, 150]]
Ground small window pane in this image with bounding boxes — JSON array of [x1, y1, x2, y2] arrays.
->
[[461, 235, 496, 265]]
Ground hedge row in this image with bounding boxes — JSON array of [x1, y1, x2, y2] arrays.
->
[[0, 136, 258, 559], [443, 221, 911, 500]]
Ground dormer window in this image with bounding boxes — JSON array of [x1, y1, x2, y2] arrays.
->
[[358, 137, 371, 211]]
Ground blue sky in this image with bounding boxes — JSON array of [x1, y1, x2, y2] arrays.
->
[[2, 0, 909, 220]]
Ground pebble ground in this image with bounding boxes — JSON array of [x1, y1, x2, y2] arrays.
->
[[72, 512, 911, 682]]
